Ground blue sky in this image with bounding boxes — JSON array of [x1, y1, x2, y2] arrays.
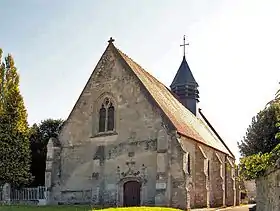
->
[[1, 0, 280, 160]]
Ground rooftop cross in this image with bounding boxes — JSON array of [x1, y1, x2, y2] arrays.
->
[[108, 37, 115, 44], [180, 35, 189, 57]]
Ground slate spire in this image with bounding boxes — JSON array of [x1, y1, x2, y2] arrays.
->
[[170, 36, 199, 116]]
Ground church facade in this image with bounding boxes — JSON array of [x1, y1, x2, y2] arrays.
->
[[45, 38, 240, 209]]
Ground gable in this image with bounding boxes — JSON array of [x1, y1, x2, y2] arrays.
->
[[58, 42, 167, 146]]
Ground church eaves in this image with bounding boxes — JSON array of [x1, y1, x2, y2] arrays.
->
[[109, 39, 233, 158]]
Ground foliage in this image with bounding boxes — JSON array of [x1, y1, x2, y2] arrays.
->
[[239, 153, 272, 180], [29, 118, 64, 186], [0, 49, 32, 186], [270, 142, 280, 163], [238, 85, 280, 180], [238, 101, 280, 157], [239, 143, 280, 180]]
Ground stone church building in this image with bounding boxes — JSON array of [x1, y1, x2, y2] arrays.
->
[[45, 37, 240, 209]]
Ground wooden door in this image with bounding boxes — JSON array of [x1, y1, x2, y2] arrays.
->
[[123, 181, 141, 206]]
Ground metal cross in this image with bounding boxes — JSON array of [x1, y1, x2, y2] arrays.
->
[[180, 35, 189, 57]]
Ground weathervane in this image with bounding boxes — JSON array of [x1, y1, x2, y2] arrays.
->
[[180, 35, 189, 57]]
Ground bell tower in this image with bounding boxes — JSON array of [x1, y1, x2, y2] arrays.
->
[[170, 36, 199, 116]]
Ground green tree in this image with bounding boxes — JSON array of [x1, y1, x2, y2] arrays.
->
[[29, 119, 63, 186], [238, 101, 280, 157], [239, 152, 272, 180], [0, 49, 31, 186]]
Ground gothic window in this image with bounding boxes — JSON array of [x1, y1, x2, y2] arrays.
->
[[99, 105, 106, 132], [98, 97, 115, 132], [107, 103, 115, 131]]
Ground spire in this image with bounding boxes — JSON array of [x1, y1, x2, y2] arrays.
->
[[170, 36, 199, 116], [171, 36, 197, 88], [170, 56, 197, 88]]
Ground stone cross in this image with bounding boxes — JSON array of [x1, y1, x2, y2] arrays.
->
[[108, 37, 115, 43]]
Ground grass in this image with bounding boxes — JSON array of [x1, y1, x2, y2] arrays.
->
[[0, 206, 182, 211], [0, 205, 90, 211], [98, 208, 181, 211]]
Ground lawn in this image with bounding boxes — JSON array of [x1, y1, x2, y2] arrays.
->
[[0, 206, 182, 211]]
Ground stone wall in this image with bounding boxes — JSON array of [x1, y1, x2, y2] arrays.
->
[[178, 136, 239, 209], [225, 157, 236, 206], [256, 167, 280, 211], [46, 41, 240, 209]]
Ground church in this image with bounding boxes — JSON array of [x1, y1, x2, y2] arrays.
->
[[45, 37, 240, 209]]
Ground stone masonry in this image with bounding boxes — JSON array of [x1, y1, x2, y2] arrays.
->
[[45, 40, 240, 209], [256, 167, 280, 211]]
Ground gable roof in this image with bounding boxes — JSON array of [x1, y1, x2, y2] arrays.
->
[[111, 42, 234, 158]]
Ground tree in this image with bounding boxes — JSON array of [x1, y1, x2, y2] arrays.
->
[[238, 84, 280, 157], [29, 118, 63, 186], [0, 49, 32, 186], [238, 102, 280, 157]]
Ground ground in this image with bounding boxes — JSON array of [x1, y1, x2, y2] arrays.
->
[[0, 205, 255, 211], [217, 204, 254, 211]]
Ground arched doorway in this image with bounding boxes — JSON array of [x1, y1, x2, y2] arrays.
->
[[123, 181, 141, 206]]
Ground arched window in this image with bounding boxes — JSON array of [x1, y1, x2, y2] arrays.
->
[[107, 103, 115, 131], [187, 153, 191, 174], [98, 97, 115, 132]]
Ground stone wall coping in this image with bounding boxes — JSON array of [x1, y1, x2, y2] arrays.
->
[[259, 166, 280, 178]]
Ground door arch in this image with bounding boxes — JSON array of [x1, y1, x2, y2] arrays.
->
[[123, 181, 141, 206]]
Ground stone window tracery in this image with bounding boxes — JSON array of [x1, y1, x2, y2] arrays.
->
[[98, 97, 115, 132]]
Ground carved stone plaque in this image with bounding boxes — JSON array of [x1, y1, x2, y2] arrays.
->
[[156, 182, 166, 190]]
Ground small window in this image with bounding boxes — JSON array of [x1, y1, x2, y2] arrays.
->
[[98, 98, 115, 132], [187, 153, 191, 174], [207, 160, 210, 179]]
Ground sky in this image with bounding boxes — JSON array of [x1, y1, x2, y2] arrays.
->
[[1, 0, 280, 161]]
